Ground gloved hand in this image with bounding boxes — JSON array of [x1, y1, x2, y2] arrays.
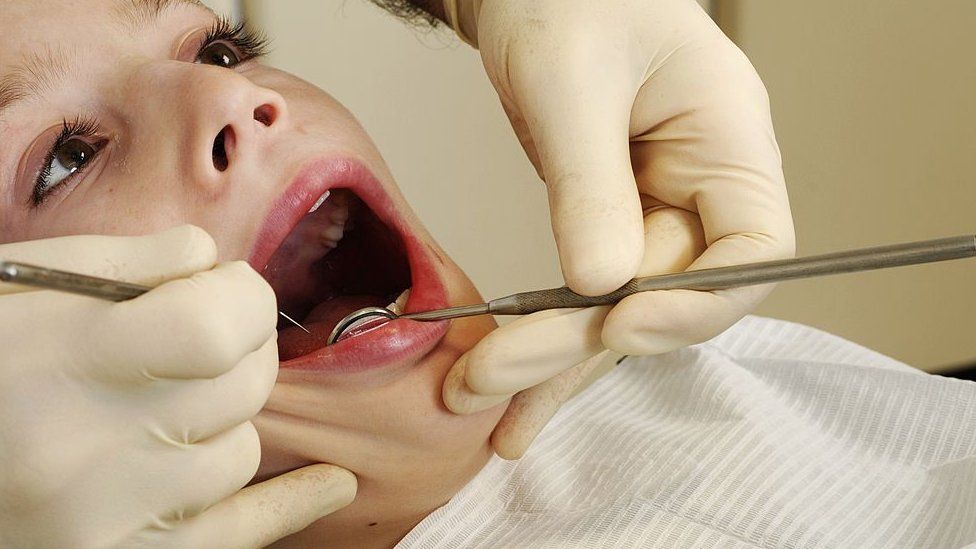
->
[[0, 226, 356, 548], [442, 0, 795, 458]]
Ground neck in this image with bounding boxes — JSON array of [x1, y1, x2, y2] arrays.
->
[[269, 507, 433, 549]]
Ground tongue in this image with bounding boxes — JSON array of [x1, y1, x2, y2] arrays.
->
[[278, 294, 386, 361]]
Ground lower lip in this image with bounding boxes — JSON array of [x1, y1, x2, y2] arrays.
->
[[266, 158, 452, 373], [282, 315, 450, 373]]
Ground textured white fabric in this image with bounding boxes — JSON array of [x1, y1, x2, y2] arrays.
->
[[398, 316, 976, 548]]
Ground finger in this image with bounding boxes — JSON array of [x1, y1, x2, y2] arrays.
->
[[171, 464, 356, 549], [491, 351, 609, 460], [0, 225, 216, 296], [145, 338, 278, 444], [632, 206, 707, 277], [600, 205, 769, 355], [604, 286, 766, 356], [87, 261, 278, 381], [466, 307, 606, 395], [627, 41, 795, 262], [147, 421, 262, 518], [607, 44, 795, 355], [510, 51, 644, 295], [609, 161, 793, 356], [442, 351, 510, 415], [445, 307, 607, 414], [600, 207, 723, 355]]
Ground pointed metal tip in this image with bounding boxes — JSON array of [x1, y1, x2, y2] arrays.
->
[[279, 311, 310, 334]]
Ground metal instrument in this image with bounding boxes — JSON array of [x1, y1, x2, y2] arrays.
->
[[327, 235, 976, 345], [0, 261, 310, 333]]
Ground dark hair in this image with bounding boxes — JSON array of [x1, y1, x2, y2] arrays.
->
[[367, 0, 441, 27]]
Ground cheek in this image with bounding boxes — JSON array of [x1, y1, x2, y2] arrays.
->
[[264, 70, 381, 159], [59, 172, 185, 237], [0, 139, 187, 243]]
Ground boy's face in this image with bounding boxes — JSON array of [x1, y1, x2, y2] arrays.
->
[[0, 0, 503, 541]]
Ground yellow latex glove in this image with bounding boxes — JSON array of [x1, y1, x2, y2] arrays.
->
[[0, 226, 355, 548], [442, 0, 795, 458]]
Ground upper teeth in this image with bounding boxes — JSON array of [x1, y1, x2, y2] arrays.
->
[[308, 190, 330, 214], [304, 190, 352, 249]]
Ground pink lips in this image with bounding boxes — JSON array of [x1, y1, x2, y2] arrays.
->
[[248, 157, 450, 373]]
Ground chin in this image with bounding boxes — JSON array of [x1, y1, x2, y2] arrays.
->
[[246, 155, 506, 544]]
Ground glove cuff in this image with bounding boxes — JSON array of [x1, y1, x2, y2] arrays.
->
[[443, 0, 481, 48]]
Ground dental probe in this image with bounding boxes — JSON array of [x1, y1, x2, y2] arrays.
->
[[0, 261, 311, 334], [327, 235, 976, 345]]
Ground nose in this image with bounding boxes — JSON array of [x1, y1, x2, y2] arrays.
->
[[206, 86, 284, 173], [130, 61, 288, 195], [196, 69, 287, 192]]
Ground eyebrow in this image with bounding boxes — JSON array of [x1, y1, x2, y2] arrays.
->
[[0, 45, 71, 116], [0, 0, 206, 119]]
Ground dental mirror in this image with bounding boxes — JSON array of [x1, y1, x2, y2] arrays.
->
[[326, 306, 400, 346]]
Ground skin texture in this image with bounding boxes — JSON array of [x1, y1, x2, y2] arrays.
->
[[0, 1, 503, 547]]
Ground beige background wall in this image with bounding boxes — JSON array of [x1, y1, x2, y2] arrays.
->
[[721, 1, 976, 371], [217, 1, 975, 372]]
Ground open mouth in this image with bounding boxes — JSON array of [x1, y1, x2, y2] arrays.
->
[[250, 158, 450, 372], [262, 188, 411, 360]]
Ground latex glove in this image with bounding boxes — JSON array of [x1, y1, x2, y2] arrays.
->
[[0, 226, 356, 548], [442, 0, 795, 458]]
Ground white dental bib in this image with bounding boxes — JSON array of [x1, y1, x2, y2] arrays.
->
[[399, 316, 976, 548]]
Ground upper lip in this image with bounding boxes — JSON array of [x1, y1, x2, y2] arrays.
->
[[248, 164, 335, 273], [248, 157, 451, 372]]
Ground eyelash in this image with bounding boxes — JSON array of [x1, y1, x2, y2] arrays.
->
[[30, 17, 269, 208], [31, 117, 101, 207], [200, 16, 270, 64]]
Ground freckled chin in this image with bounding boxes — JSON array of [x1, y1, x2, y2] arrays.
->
[[251, 273, 504, 549]]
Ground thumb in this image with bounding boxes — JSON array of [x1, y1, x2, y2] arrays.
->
[[0, 225, 217, 296], [172, 464, 357, 549], [510, 52, 644, 295]]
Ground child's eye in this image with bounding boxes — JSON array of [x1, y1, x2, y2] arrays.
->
[[197, 40, 242, 67], [32, 118, 104, 207], [194, 17, 268, 68]]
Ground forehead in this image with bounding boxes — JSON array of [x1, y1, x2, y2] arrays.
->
[[0, 0, 210, 114], [0, 0, 207, 60]]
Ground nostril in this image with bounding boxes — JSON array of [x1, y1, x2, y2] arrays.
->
[[212, 125, 231, 172], [253, 104, 277, 127]]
